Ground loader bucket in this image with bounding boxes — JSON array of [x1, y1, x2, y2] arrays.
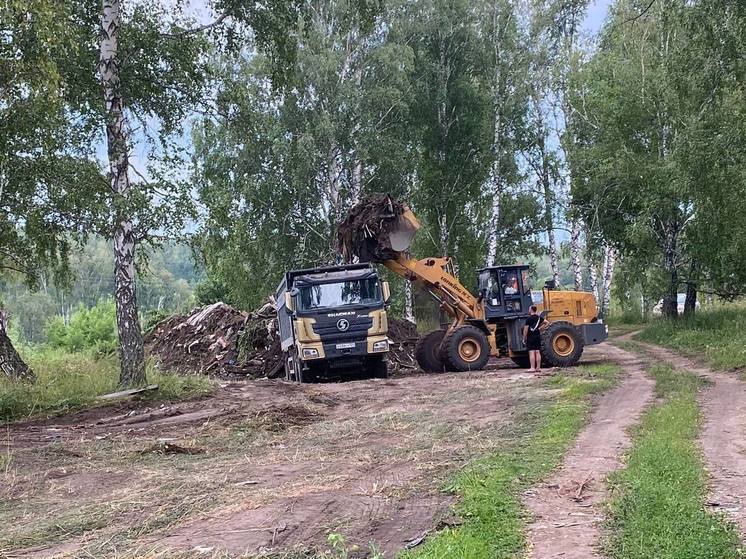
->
[[389, 207, 421, 252]]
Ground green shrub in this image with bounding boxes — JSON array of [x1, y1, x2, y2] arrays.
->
[[45, 300, 118, 356], [0, 349, 211, 422], [636, 304, 746, 370]]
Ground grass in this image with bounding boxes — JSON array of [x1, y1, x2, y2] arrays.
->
[[0, 348, 212, 422], [400, 364, 620, 559], [636, 306, 746, 371], [605, 364, 740, 559]]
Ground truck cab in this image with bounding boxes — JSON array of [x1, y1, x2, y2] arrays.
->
[[276, 264, 391, 382]]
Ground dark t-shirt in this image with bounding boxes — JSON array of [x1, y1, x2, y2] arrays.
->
[[524, 315, 544, 342]]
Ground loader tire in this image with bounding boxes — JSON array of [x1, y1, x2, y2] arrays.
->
[[415, 330, 447, 373], [442, 326, 490, 372], [540, 322, 584, 367]]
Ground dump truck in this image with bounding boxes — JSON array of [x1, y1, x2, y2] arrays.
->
[[276, 263, 392, 382], [338, 195, 608, 372]]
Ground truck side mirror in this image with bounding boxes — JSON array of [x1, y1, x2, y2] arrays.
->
[[284, 292, 295, 313], [381, 281, 391, 303]]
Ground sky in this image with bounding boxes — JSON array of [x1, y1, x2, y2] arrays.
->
[[583, 0, 613, 34]]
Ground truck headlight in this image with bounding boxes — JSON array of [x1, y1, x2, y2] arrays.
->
[[372, 340, 389, 352], [605, 325, 609, 334], [302, 348, 320, 359]]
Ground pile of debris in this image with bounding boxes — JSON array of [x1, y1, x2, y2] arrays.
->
[[145, 302, 282, 378], [387, 318, 419, 373], [338, 193, 407, 262], [146, 302, 420, 379]]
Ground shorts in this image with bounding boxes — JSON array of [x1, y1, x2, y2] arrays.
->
[[526, 337, 541, 351]]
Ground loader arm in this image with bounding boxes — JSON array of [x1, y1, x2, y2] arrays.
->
[[384, 255, 483, 322]]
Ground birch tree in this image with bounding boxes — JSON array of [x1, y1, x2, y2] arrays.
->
[[0, 0, 105, 380]]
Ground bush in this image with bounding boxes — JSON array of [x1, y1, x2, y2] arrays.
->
[[636, 304, 746, 370], [0, 349, 212, 422], [45, 300, 118, 356]]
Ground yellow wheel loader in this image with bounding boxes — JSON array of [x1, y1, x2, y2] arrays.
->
[[338, 195, 608, 372]]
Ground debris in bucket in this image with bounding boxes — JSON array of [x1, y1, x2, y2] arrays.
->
[[338, 193, 407, 263]]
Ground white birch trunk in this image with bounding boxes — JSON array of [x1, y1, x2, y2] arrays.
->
[[485, 1, 508, 268], [588, 259, 598, 301], [570, 218, 583, 290], [100, 0, 145, 386], [438, 213, 449, 257], [601, 245, 618, 317], [404, 281, 415, 324]]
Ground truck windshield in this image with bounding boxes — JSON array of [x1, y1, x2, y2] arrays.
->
[[298, 278, 382, 311]]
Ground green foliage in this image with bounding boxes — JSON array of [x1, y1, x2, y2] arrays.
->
[[570, 0, 746, 313], [605, 364, 739, 558], [402, 364, 619, 558], [194, 0, 548, 309], [45, 300, 118, 356], [0, 349, 211, 422], [636, 305, 746, 371]]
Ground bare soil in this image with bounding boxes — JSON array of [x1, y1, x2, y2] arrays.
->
[[2, 361, 557, 559], [635, 340, 746, 543], [523, 342, 655, 559]]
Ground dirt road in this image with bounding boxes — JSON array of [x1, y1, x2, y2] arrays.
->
[[2, 363, 555, 558], [635, 340, 746, 543], [523, 343, 654, 559]]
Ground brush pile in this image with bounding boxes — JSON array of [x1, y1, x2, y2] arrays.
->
[[145, 302, 283, 378], [387, 318, 420, 372], [338, 193, 407, 262], [146, 302, 420, 378]]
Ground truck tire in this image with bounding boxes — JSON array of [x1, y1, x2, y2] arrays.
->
[[284, 348, 304, 383], [367, 357, 389, 379], [540, 322, 584, 367], [415, 330, 447, 373], [442, 326, 490, 372]]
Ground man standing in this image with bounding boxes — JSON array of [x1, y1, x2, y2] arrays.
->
[[522, 305, 544, 372]]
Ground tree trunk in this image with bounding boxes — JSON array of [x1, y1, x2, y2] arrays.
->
[[100, 0, 146, 387], [537, 116, 559, 285], [0, 312, 35, 383], [404, 280, 415, 324], [588, 256, 598, 301], [600, 245, 617, 317], [683, 282, 697, 317], [661, 225, 679, 320], [485, 0, 508, 268], [570, 218, 583, 291]]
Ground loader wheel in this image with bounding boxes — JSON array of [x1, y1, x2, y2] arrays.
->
[[414, 330, 447, 373], [540, 322, 584, 367], [442, 326, 490, 372]]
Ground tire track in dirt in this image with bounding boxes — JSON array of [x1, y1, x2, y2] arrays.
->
[[523, 343, 654, 559], [635, 340, 746, 542]]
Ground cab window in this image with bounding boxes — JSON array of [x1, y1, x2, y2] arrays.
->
[[501, 271, 519, 296]]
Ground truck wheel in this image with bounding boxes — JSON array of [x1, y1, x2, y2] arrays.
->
[[284, 349, 304, 383], [540, 322, 584, 367], [442, 326, 490, 372], [368, 357, 389, 379], [414, 330, 447, 373]]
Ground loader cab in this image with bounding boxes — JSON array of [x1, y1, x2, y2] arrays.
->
[[477, 265, 533, 320]]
